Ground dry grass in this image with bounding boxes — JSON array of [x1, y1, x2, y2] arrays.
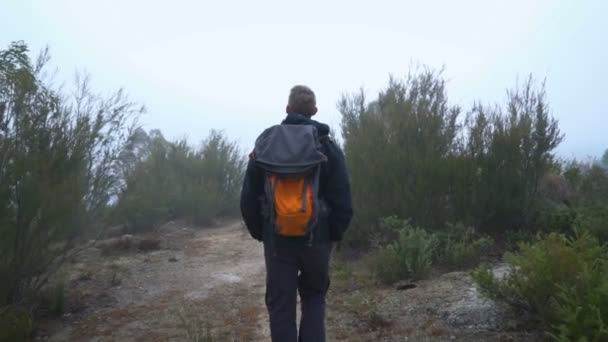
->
[[173, 293, 264, 342], [176, 304, 226, 342]]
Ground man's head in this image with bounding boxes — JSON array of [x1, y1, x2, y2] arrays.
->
[[286, 85, 317, 117]]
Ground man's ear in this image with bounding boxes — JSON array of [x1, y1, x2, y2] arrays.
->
[[311, 106, 318, 116]]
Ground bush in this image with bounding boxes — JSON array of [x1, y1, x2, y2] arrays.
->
[[372, 217, 437, 283], [505, 229, 538, 252], [534, 205, 608, 243], [551, 270, 608, 341], [436, 223, 493, 269], [115, 130, 245, 232], [472, 231, 608, 340], [371, 215, 408, 246], [37, 279, 66, 317], [0, 41, 140, 307], [536, 207, 577, 235], [576, 164, 608, 207], [340, 70, 563, 246], [0, 305, 33, 342], [372, 218, 491, 283], [574, 206, 608, 242]]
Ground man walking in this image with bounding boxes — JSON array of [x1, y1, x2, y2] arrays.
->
[[240, 85, 353, 342]]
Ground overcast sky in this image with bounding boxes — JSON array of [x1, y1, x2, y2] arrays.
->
[[2, 0, 606, 158]]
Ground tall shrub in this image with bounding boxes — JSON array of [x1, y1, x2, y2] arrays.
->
[[0, 41, 141, 306], [339, 69, 563, 245]]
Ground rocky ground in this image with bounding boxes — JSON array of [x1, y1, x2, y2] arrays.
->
[[35, 221, 544, 341]]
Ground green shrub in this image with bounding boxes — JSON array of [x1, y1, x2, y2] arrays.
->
[[574, 206, 608, 242], [37, 279, 65, 317], [0, 305, 33, 342], [505, 229, 538, 252], [577, 164, 608, 207], [115, 130, 245, 232], [0, 41, 140, 307], [536, 207, 577, 235], [550, 269, 608, 341], [471, 266, 500, 298], [370, 215, 406, 247], [372, 218, 437, 283], [372, 218, 490, 283], [340, 71, 563, 246], [330, 255, 353, 286], [472, 231, 608, 340], [556, 161, 608, 243], [436, 223, 493, 269], [534, 205, 608, 243]]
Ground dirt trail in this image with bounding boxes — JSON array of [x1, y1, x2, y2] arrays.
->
[[40, 221, 542, 342], [43, 221, 270, 341]]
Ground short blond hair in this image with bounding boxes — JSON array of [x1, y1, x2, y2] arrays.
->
[[288, 85, 316, 116]]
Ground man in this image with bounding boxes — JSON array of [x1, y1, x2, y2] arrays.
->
[[240, 85, 353, 342]]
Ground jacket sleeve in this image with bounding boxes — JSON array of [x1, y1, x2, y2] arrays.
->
[[240, 159, 265, 241], [323, 140, 354, 241]]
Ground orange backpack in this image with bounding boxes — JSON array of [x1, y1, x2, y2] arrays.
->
[[253, 124, 327, 240]]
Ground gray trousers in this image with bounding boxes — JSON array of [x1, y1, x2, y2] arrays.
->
[[264, 240, 332, 342]]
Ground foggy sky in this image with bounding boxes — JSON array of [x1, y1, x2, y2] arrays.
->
[[2, 0, 607, 159]]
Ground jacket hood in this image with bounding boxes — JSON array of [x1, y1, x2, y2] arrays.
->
[[282, 114, 330, 137]]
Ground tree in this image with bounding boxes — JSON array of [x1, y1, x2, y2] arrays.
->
[[0, 41, 141, 306], [114, 129, 245, 231], [339, 69, 563, 246], [339, 68, 461, 244], [467, 77, 563, 230]]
